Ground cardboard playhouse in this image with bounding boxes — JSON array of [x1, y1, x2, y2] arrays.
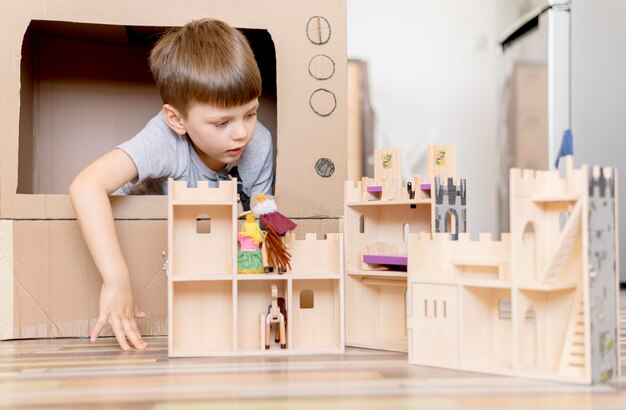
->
[[0, 0, 347, 340]]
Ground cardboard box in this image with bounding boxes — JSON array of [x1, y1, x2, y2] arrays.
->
[[0, 0, 346, 339], [0, 220, 168, 339]]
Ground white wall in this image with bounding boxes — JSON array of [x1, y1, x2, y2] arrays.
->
[[347, 0, 498, 235], [571, 0, 626, 283], [347, 0, 497, 234]]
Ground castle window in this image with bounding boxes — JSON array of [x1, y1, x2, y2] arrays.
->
[[359, 215, 365, 234], [560, 211, 568, 231], [196, 214, 211, 234], [446, 209, 457, 234], [498, 298, 512, 320], [402, 223, 409, 242], [300, 289, 314, 309]]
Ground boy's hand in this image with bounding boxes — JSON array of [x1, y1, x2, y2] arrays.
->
[[91, 281, 148, 351]]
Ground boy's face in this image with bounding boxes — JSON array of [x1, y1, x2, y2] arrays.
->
[[167, 99, 259, 172]]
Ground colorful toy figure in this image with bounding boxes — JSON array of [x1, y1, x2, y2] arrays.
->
[[253, 194, 297, 274], [237, 214, 265, 274], [382, 152, 393, 169]]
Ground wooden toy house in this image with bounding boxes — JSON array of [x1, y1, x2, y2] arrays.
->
[[167, 179, 344, 357], [406, 159, 620, 384], [344, 145, 466, 352]]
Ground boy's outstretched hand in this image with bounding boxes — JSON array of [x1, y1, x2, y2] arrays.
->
[[91, 281, 148, 351]]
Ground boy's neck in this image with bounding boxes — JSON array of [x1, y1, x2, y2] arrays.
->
[[190, 140, 226, 172]]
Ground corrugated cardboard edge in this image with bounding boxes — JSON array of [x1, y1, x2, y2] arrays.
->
[[0, 220, 14, 339]]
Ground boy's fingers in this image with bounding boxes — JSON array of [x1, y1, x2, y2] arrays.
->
[[90, 314, 108, 343], [129, 317, 142, 337], [110, 318, 131, 351], [122, 318, 147, 350]]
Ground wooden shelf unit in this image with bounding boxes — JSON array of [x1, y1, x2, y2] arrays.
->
[[167, 179, 344, 357], [344, 145, 462, 352], [344, 181, 434, 352]]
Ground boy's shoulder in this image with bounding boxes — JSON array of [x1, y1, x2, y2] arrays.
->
[[249, 121, 271, 151], [241, 121, 272, 165]]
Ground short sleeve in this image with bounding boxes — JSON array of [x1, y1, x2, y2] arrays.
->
[[238, 122, 274, 197], [116, 113, 180, 186]]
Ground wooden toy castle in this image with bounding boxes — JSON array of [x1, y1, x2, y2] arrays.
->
[[343, 145, 466, 352], [167, 144, 619, 384], [167, 179, 344, 357], [405, 157, 620, 383]]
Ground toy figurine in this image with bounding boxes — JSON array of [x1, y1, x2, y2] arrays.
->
[[237, 214, 265, 274], [265, 284, 287, 349], [253, 194, 297, 274]]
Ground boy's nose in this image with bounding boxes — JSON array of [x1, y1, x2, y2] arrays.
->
[[232, 123, 248, 141]]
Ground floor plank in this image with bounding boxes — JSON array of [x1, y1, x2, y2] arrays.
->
[[0, 291, 624, 409]]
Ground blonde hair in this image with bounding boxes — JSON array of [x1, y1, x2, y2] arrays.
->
[[150, 18, 262, 117], [240, 214, 264, 245]]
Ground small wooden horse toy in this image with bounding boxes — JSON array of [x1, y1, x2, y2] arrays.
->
[[265, 284, 287, 349]]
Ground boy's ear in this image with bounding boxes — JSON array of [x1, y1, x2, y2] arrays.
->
[[162, 104, 187, 136]]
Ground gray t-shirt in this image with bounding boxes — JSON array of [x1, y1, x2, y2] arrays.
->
[[114, 112, 274, 197]]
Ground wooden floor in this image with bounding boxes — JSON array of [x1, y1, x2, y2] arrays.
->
[[1, 292, 625, 409]]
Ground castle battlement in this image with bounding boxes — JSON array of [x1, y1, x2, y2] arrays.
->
[[344, 179, 367, 203], [293, 232, 343, 243], [589, 166, 616, 198], [509, 167, 587, 199], [288, 233, 343, 275], [411, 231, 510, 246], [408, 231, 511, 280], [434, 176, 467, 206], [168, 178, 237, 203]]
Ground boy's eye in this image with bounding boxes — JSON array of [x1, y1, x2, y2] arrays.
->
[[214, 121, 229, 128], [246, 112, 257, 119]]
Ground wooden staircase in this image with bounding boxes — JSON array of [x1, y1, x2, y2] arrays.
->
[[558, 287, 586, 376], [538, 200, 582, 283]]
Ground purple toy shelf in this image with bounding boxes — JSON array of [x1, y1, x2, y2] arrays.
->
[[419, 183, 431, 191], [362, 254, 408, 266], [366, 186, 383, 193]]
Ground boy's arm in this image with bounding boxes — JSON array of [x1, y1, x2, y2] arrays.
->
[[69, 148, 148, 351]]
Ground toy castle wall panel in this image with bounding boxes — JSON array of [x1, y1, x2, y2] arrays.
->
[[460, 286, 512, 371], [408, 233, 511, 282], [170, 280, 233, 356], [344, 204, 431, 272], [169, 180, 236, 203], [291, 279, 343, 351], [407, 283, 458, 366], [514, 289, 577, 374], [288, 233, 342, 275], [237, 280, 287, 352], [587, 167, 619, 383], [171, 205, 234, 276], [0, 219, 167, 340], [427, 144, 457, 178], [346, 274, 407, 352], [291, 219, 342, 241]]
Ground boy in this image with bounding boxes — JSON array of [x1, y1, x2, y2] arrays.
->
[[70, 19, 273, 351]]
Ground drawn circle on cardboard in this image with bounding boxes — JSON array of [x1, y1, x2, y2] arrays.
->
[[308, 54, 335, 80], [309, 89, 336, 117], [306, 16, 331, 45], [315, 158, 335, 178]]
